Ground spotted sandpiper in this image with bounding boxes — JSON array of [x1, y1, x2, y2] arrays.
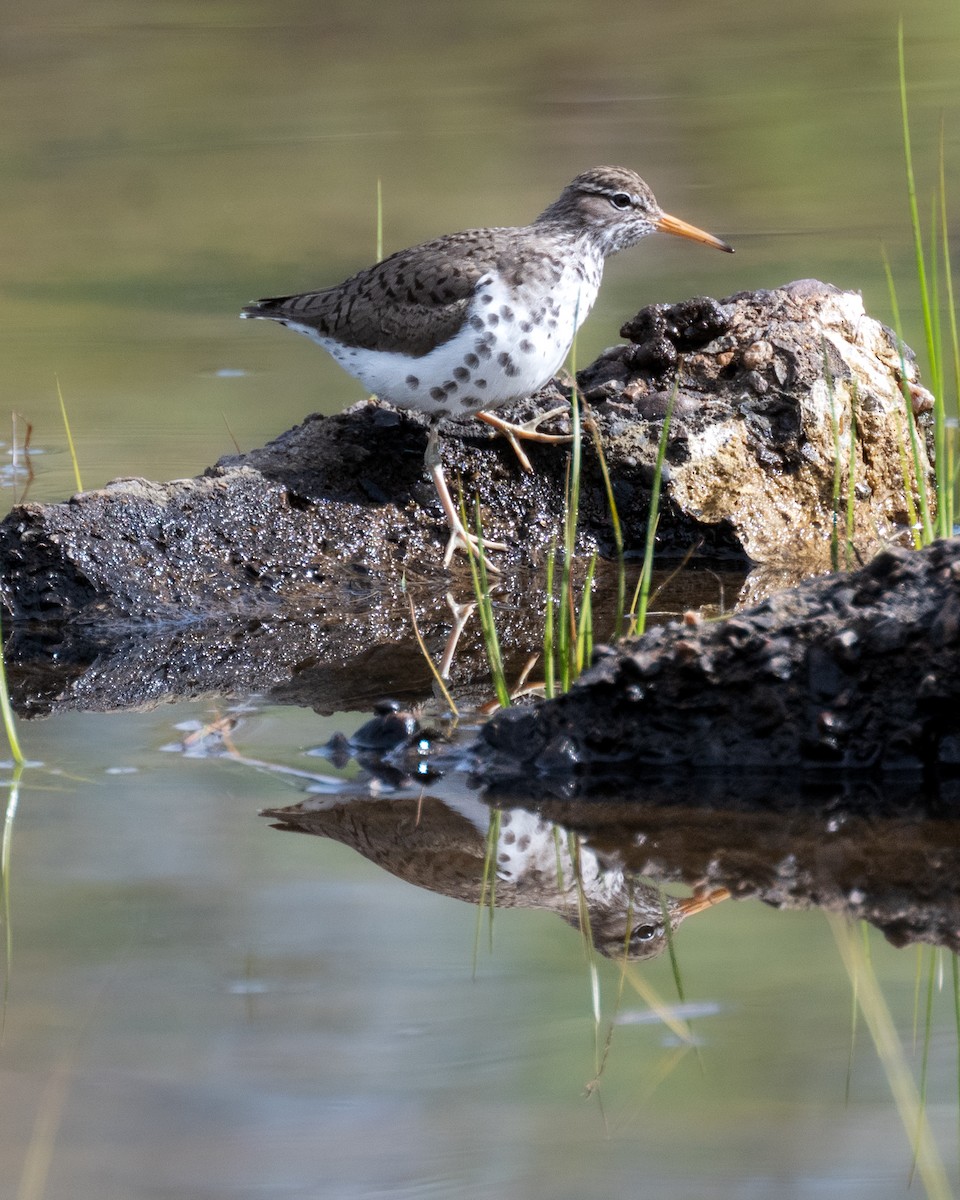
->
[[241, 166, 733, 569]]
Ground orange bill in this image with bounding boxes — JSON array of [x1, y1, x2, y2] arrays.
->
[[657, 211, 734, 253], [677, 886, 731, 917]]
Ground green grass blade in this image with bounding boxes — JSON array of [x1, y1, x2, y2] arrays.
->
[[830, 914, 953, 1200], [55, 376, 83, 495], [929, 190, 948, 538], [575, 553, 596, 676], [897, 20, 953, 542], [565, 384, 582, 565], [376, 177, 383, 263], [883, 250, 932, 544], [930, 193, 944, 403], [632, 380, 677, 635], [586, 414, 626, 637], [543, 544, 556, 700], [0, 614, 24, 768], [558, 460, 572, 693], [845, 384, 858, 566], [939, 119, 959, 535], [824, 341, 844, 570], [460, 492, 510, 708], [898, 21, 939, 389], [564, 324, 582, 569]]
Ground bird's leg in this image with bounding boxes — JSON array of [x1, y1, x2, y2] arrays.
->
[[438, 592, 477, 679], [425, 423, 507, 572], [477, 406, 573, 474]]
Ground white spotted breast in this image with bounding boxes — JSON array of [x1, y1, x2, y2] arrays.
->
[[279, 257, 603, 418]]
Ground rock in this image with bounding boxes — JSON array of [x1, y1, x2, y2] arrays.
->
[[473, 538, 960, 778], [581, 280, 935, 563]]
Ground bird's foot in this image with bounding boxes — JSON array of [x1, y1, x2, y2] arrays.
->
[[442, 522, 508, 574], [437, 593, 477, 678], [477, 406, 572, 473]]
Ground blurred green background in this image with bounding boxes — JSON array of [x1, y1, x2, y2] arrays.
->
[[3, 0, 959, 497]]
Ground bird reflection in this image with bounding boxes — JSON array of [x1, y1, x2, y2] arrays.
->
[[263, 789, 727, 960], [169, 707, 727, 958]]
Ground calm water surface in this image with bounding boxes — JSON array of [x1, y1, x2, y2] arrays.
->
[[2, 1, 960, 1196], [4, 706, 959, 1200]]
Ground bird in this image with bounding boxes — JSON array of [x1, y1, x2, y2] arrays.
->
[[264, 789, 730, 961], [241, 166, 733, 570]]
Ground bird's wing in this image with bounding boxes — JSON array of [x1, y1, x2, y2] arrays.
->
[[241, 228, 520, 358]]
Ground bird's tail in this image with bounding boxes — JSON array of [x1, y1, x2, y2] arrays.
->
[[240, 296, 286, 320]]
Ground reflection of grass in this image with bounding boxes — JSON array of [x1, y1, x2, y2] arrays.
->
[[911, 947, 960, 1190], [16, 1039, 74, 1200], [658, 887, 687, 1004], [914, 948, 939, 1183], [830, 916, 954, 1200], [472, 807, 501, 971], [1, 765, 21, 1036], [954, 956, 960, 1171]]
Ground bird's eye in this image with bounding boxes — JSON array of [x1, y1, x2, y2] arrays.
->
[[610, 192, 633, 210], [632, 924, 657, 942]]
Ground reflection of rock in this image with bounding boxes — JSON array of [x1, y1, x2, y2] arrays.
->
[[263, 790, 726, 960], [1, 563, 734, 717], [175, 713, 960, 955], [506, 784, 960, 953], [0, 281, 931, 625], [476, 538, 960, 775]]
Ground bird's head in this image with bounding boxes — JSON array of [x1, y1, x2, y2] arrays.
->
[[537, 165, 734, 258]]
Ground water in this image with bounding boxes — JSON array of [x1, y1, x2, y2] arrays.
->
[[3, 1, 960, 1196], [4, 0, 960, 501], [2, 707, 958, 1199]]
